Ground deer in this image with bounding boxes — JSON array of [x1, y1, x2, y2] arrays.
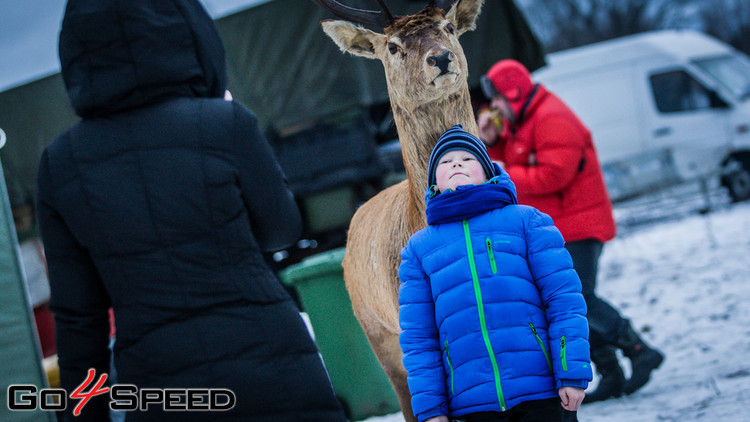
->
[[313, 0, 485, 420]]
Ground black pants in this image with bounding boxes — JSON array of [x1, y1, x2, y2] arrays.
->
[[565, 239, 629, 349], [454, 398, 577, 422]]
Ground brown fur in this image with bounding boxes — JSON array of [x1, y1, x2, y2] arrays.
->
[[319, 1, 485, 420]]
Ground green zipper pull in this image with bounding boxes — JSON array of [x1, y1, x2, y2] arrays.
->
[[486, 238, 498, 274], [561, 336, 568, 372]]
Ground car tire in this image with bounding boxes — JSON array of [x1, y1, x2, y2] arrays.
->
[[726, 159, 750, 202]]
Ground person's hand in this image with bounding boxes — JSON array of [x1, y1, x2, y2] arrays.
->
[[477, 110, 500, 146], [559, 386, 585, 411], [424, 416, 449, 422]]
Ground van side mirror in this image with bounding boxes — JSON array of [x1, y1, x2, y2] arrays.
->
[[708, 90, 730, 109]]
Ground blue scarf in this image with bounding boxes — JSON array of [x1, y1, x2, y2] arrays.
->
[[425, 167, 518, 225]]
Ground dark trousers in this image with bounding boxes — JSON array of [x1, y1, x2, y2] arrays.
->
[[454, 398, 577, 422], [565, 239, 628, 349]]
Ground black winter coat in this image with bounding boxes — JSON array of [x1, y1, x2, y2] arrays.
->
[[37, 1, 345, 421]]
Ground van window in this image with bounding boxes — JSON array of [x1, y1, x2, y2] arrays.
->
[[693, 54, 750, 100], [650, 71, 712, 113]]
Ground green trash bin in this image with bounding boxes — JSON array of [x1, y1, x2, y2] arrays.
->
[[280, 247, 401, 421]]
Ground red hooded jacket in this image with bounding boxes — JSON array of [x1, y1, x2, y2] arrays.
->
[[487, 83, 616, 243]]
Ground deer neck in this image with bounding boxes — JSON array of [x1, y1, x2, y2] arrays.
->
[[389, 85, 478, 231]]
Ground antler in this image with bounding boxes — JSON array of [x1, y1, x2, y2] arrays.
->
[[432, 0, 457, 12], [312, 0, 394, 27]]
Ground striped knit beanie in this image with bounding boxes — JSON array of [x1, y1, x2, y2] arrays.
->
[[427, 125, 496, 189]]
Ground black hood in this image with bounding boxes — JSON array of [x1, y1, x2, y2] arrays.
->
[[59, 0, 227, 118]]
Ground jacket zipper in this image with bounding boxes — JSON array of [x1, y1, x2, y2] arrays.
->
[[445, 341, 455, 396], [463, 220, 506, 411], [561, 336, 568, 372], [529, 322, 553, 372], [485, 238, 498, 274]]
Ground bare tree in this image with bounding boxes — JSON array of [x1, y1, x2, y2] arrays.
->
[[521, 0, 696, 53], [700, 0, 750, 55]]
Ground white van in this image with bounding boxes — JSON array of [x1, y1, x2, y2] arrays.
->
[[532, 30, 750, 202]]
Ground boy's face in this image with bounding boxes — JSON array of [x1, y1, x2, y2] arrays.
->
[[435, 150, 488, 193]]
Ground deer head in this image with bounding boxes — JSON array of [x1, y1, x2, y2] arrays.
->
[[315, 0, 485, 228], [316, 0, 484, 110]]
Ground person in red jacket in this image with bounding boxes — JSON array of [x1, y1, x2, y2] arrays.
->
[[476, 59, 664, 403]]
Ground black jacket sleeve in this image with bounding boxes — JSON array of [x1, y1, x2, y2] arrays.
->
[[232, 103, 302, 252], [36, 149, 112, 422]]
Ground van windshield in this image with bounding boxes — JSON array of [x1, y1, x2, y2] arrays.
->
[[693, 54, 750, 101]]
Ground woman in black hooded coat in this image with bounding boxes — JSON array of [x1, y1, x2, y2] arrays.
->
[[37, 0, 346, 421]]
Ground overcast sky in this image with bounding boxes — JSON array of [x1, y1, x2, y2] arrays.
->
[[0, 0, 269, 92]]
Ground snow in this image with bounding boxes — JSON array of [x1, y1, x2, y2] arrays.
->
[[363, 185, 750, 422]]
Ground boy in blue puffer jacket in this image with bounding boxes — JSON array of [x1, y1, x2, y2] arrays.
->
[[399, 125, 592, 422]]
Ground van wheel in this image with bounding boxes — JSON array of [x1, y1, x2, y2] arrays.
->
[[725, 159, 750, 202]]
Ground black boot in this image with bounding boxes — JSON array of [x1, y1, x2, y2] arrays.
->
[[583, 346, 624, 403], [616, 323, 664, 395]]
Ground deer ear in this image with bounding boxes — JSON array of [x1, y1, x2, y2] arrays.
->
[[321, 20, 384, 59], [446, 0, 484, 36]]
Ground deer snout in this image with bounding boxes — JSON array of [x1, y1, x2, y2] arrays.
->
[[426, 50, 455, 75]]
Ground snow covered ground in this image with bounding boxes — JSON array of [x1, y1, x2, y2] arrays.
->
[[363, 184, 750, 422]]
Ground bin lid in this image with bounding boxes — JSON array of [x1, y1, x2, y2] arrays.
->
[[280, 247, 346, 285]]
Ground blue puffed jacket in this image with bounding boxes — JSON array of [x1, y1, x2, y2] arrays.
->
[[398, 165, 591, 422]]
